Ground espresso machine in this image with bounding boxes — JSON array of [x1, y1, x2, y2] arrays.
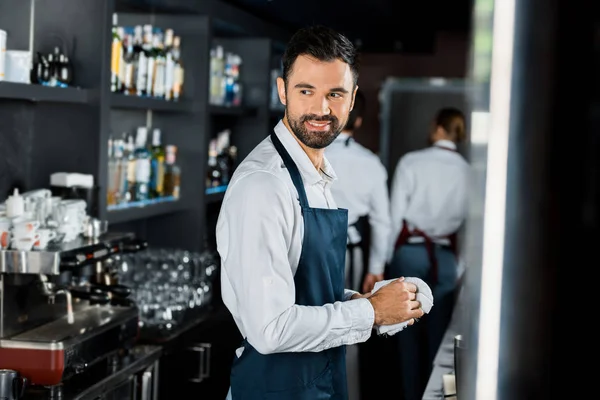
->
[[0, 232, 162, 400]]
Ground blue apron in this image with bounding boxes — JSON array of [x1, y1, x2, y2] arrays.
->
[[229, 132, 349, 400]]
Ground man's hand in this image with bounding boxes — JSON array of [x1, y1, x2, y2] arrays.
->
[[362, 273, 384, 293], [367, 277, 424, 326]]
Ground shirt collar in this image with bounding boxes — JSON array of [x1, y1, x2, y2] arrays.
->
[[433, 139, 457, 150], [274, 120, 337, 185]]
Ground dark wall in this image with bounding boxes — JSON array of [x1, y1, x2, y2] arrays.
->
[[354, 32, 470, 153]]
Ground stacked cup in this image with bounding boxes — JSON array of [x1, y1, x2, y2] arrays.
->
[[10, 217, 41, 251]]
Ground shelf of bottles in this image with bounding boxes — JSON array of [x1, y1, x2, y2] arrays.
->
[[107, 126, 182, 222], [0, 25, 85, 103], [205, 129, 236, 203], [209, 44, 243, 108], [110, 16, 185, 108]]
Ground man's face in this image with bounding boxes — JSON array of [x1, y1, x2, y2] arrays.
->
[[277, 55, 356, 149]]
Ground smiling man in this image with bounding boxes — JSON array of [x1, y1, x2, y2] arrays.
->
[[217, 26, 425, 400]]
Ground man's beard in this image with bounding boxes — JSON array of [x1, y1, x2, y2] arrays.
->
[[286, 110, 345, 149]]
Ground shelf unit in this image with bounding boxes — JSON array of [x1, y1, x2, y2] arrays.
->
[[205, 185, 227, 204], [110, 93, 194, 112], [0, 82, 90, 103], [106, 196, 186, 224], [0, 0, 290, 253]]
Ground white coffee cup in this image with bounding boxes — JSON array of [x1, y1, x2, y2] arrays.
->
[[0, 218, 11, 249], [34, 228, 57, 250], [11, 234, 40, 251], [12, 219, 40, 234]]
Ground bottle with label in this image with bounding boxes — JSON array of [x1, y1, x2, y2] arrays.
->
[[163, 145, 181, 199], [150, 128, 165, 198], [164, 29, 175, 101], [125, 134, 136, 202], [133, 127, 151, 201], [107, 136, 117, 206], [172, 36, 184, 101], [115, 138, 129, 204], [110, 14, 122, 93]]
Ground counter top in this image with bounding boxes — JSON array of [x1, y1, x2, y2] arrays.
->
[[423, 286, 465, 400], [23, 345, 162, 400]]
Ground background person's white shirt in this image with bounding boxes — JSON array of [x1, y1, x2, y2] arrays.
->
[[325, 132, 391, 275], [388, 140, 472, 261], [217, 121, 375, 356]]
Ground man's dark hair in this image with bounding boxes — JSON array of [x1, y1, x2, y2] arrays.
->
[[343, 89, 366, 131], [281, 25, 359, 86], [434, 107, 466, 141], [434, 107, 465, 132]]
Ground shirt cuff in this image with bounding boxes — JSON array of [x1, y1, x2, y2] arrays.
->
[[347, 298, 375, 332], [368, 258, 386, 275], [343, 289, 359, 301]]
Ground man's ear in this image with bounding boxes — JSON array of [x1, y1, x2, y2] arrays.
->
[[277, 77, 286, 106], [350, 86, 358, 111]]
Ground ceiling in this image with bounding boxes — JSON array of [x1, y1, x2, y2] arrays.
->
[[220, 0, 474, 53]]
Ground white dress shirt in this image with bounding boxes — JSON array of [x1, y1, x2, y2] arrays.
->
[[217, 121, 375, 356], [325, 133, 391, 275], [388, 140, 472, 261]]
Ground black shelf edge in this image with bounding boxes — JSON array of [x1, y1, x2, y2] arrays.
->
[[209, 105, 256, 116], [205, 185, 227, 203], [0, 82, 89, 103], [111, 93, 194, 112], [107, 197, 186, 224]]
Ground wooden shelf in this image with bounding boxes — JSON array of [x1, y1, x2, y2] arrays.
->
[[205, 185, 227, 203], [0, 82, 89, 104], [111, 93, 194, 112], [209, 105, 256, 116], [107, 197, 186, 224]]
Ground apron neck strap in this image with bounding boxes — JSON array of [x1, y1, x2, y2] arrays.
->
[[270, 132, 310, 208]]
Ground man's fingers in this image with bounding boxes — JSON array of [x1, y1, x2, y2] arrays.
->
[[409, 300, 421, 310], [405, 282, 418, 292]]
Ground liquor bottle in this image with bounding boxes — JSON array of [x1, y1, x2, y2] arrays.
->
[[164, 29, 175, 101], [153, 31, 167, 99], [145, 26, 159, 97], [125, 134, 136, 203], [133, 127, 151, 201], [172, 36, 184, 101], [149, 128, 165, 198], [122, 30, 136, 95], [142, 25, 154, 96], [216, 130, 231, 185], [107, 136, 117, 206], [209, 46, 224, 105], [206, 139, 221, 187], [115, 138, 129, 204], [110, 15, 122, 93], [135, 25, 149, 97], [163, 145, 181, 199], [112, 139, 125, 204], [57, 54, 73, 87]]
